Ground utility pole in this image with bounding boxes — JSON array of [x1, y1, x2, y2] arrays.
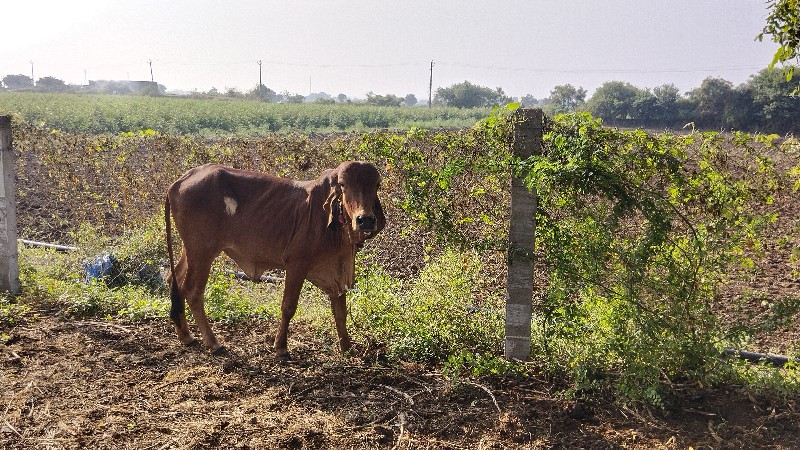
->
[[148, 60, 154, 82], [428, 60, 434, 108], [29, 61, 34, 87], [257, 60, 263, 101]]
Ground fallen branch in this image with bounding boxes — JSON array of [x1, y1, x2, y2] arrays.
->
[[707, 420, 723, 443], [2, 421, 22, 438], [73, 321, 132, 334], [468, 381, 501, 415], [380, 384, 415, 406]]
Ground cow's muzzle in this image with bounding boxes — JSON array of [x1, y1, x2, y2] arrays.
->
[[356, 214, 377, 231]]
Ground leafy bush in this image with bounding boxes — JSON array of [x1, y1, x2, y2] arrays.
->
[[518, 113, 788, 402], [349, 250, 504, 362]]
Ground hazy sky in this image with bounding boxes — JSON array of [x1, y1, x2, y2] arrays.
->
[[1, 1, 780, 100]]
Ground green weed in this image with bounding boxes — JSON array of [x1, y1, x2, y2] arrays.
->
[[443, 350, 529, 382], [0, 293, 29, 327]]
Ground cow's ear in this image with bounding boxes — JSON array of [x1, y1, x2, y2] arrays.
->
[[326, 199, 342, 229], [323, 171, 342, 229]]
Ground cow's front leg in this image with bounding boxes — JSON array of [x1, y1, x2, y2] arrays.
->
[[274, 269, 306, 361], [330, 293, 352, 353]]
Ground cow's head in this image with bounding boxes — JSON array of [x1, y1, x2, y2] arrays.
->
[[324, 161, 385, 241]]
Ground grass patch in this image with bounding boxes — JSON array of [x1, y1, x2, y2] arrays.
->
[[348, 249, 504, 362]]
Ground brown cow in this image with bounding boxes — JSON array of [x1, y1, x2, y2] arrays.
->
[[164, 161, 385, 360]]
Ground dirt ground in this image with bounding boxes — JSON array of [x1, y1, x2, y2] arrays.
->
[[1, 312, 799, 450]]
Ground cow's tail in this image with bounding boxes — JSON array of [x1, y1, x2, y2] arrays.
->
[[165, 195, 183, 326]]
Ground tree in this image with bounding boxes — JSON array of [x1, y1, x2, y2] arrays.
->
[[366, 93, 403, 107], [2, 74, 34, 90], [282, 92, 305, 103], [724, 85, 757, 130], [36, 76, 68, 92], [306, 92, 332, 103], [584, 81, 641, 125], [225, 87, 243, 98], [434, 81, 511, 108], [688, 77, 736, 129], [337, 93, 348, 103], [653, 83, 680, 109], [759, 0, 800, 92], [630, 88, 658, 122], [520, 94, 541, 107], [651, 84, 681, 124], [543, 84, 586, 115], [403, 93, 418, 106], [745, 66, 800, 132], [248, 84, 276, 102]]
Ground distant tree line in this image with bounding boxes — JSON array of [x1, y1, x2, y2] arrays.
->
[[428, 68, 799, 134], [517, 67, 800, 134], [0, 73, 426, 108], [205, 86, 421, 106], [1, 74, 166, 96]]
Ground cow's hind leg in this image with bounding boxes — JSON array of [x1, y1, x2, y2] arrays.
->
[[274, 269, 306, 361], [169, 252, 196, 346], [330, 293, 352, 353], [182, 256, 225, 353]]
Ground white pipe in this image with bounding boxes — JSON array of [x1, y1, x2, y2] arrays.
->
[[19, 239, 78, 252]]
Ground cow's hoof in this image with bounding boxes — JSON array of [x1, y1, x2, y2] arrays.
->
[[211, 345, 229, 356], [184, 339, 200, 348], [275, 353, 293, 362]]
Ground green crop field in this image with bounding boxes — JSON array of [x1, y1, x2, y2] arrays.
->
[[0, 92, 490, 135]]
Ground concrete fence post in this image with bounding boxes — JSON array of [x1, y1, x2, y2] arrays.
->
[[0, 116, 20, 294], [504, 108, 543, 361]]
